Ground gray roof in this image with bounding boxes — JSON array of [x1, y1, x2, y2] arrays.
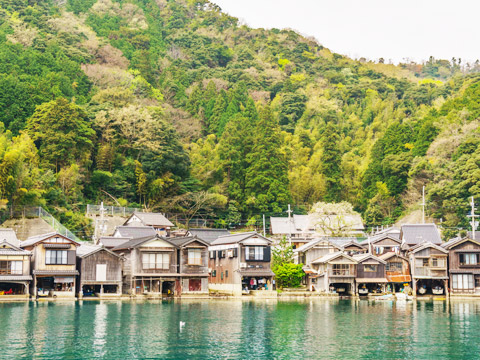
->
[[467, 231, 480, 240], [352, 254, 386, 264], [128, 212, 174, 227], [0, 275, 32, 281], [312, 251, 357, 264], [113, 226, 157, 239], [270, 215, 315, 235], [164, 236, 209, 248], [409, 241, 448, 254], [211, 232, 272, 245], [0, 241, 31, 255], [98, 236, 131, 248], [20, 232, 79, 248], [400, 224, 442, 245], [0, 229, 19, 247], [111, 235, 158, 251], [77, 244, 123, 258], [329, 237, 364, 248], [187, 229, 231, 244]]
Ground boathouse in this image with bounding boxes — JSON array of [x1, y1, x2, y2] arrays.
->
[[378, 252, 411, 293], [353, 254, 387, 295], [310, 251, 357, 295]]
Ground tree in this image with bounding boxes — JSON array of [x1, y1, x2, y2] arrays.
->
[[272, 236, 304, 288], [309, 201, 362, 236], [26, 98, 95, 171], [321, 123, 342, 202]]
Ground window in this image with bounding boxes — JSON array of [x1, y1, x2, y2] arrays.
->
[[332, 264, 350, 275], [142, 253, 169, 270], [46, 250, 67, 265], [211, 270, 216, 277], [0, 261, 22, 275], [188, 249, 202, 265], [431, 258, 445, 268], [364, 264, 377, 272], [452, 274, 474, 290], [459, 253, 479, 265], [245, 246, 264, 261], [225, 270, 228, 278], [386, 262, 402, 272], [422, 259, 429, 267]]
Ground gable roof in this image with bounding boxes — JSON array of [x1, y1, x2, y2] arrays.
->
[[211, 231, 273, 245], [164, 236, 209, 248], [126, 212, 174, 227], [312, 251, 357, 264], [369, 233, 402, 245], [378, 252, 408, 262], [442, 236, 480, 250], [20, 232, 80, 248], [0, 228, 19, 247], [187, 229, 231, 244], [111, 235, 159, 251], [352, 253, 386, 265], [0, 240, 31, 255], [409, 241, 448, 254], [400, 224, 442, 245], [98, 236, 131, 249], [294, 238, 343, 253], [77, 244, 123, 258], [270, 215, 316, 236], [113, 226, 157, 239]]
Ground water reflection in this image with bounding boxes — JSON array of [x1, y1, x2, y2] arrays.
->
[[0, 299, 480, 359]]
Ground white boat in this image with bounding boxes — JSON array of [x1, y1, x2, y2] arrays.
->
[[418, 287, 427, 295], [395, 293, 413, 301], [358, 288, 369, 295], [432, 286, 444, 295], [376, 294, 394, 300]]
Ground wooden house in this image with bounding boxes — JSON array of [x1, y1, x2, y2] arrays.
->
[[165, 236, 209, 294], [408, 242, 449, 296], [112, 235, 179, 296], [0, 236, 32, 299], [310, 252, 357, 295], [124, 212, 174, 237], [76, 245, 124, 298], [21, 233, 79, 299], [378, 252, 411, 293], [208, 232, 274, 296], [368, 232, 402, 256], [186, 229, 231, 245], [442, 237, 480, 295], [353, 254, 387, 295]]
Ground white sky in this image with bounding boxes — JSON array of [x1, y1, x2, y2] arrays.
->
[[212, 0, 480, 64]]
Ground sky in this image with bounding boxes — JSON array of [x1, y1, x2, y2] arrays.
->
[[212, 0, 480, 64]]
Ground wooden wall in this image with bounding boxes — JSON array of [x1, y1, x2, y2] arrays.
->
[[80, 250, 122, 282]]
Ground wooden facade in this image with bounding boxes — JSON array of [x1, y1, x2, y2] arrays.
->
[[443, 237, 480, 295], [379, 252, 411, 293], [0, 241, 32, 298], [408, 242, 449, 296], [78, 247, 123, 298], [310, 252, 357, 295], [21, 233, 79, 299], [369, 235, 402, 256], [353, 254, 387, 295]]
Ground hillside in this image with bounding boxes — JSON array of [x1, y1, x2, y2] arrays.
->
[[0, 0, 479, 239]]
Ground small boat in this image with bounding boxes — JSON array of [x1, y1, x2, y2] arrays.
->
[[376, 294, 394, 300], [395, 293, 413, 301], [418, 286, 427, 295], [336, 287, 346, 293], [358, 287, 369, 296], [432, 286, 443, 295]]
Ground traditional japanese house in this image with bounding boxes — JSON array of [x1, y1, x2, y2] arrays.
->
[[0, 230, 32, 299], [408, 242, 449, 296], [186, 229, 231, 245], [442, 236, 480, 295], [124, 212, 174, 237], [21, 233, 80, 299], [400, 224, 442, 251], [208, 232, 274, 296], [165, 236, 209, 295], [112, 235, 179, 296], [368, 232, 402, 256], [378, 252, 411, 293], [332, 239, 368, 256], [98, 236, 131, 250], [353, 254, 387, 295], [76, 245, 124, 298], [310, 252, 357, 294], [112, 226, 157, 239]]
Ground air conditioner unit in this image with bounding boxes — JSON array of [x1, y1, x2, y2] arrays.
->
[[240, 262, 247, 268]]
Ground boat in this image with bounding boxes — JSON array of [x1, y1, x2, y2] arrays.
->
[[358, 287, 369, 296], [395, 293, 413, 301], [418, 286, 427, 295], [375, 294, 394, 300], [432, 286, 444, 295]]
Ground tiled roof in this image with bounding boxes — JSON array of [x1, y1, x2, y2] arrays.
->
[[0, 275, 32, 281], [211, 232, 272, 245], [400, 224, 442, 245], [0, 228, 19, 247], [409, 241, 448, 254], [0, 241, 31, 255], [129, 212, 174, 227], [113, 226, 157, 239], [111, 235, 158, 251], [378, 252, 407, 261], [21, 232, 79, 248], [187, 229, 230, 244], [164, 236, 209, 248], [33, 270, 79, 275], [352, 254, 386, 264], [312, 251, 357, 264], [98, 236, 131, 248], [77, 244, 123, 258]]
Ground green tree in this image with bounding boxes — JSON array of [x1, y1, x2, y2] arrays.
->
[[321, 123, 342, 202]]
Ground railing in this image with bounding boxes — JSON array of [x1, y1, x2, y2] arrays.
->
[[38, 207, 81, 242], [86, 204, 140, 217], [0, 270, 23, 275], [329, 269, 355, 276]]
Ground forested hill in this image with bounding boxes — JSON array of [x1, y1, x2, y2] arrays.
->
[[0, 0, 479, 239]]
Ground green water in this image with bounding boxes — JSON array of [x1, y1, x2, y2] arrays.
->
[[1, 299, 479, 359]]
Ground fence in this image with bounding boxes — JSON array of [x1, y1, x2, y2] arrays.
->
[[86, 204, 140, 217]]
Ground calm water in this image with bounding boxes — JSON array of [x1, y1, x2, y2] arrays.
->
[[1, 299, 480, 359]]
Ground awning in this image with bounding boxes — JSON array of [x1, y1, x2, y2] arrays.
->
[[54, 277, 74, 283], [43, 243, 71, 249], [33, 270, 79, 276], [356, 278, 388, 283], [387, 275, 411, 283], [302, 267, 317, 274], [238, 270, 275, 277], [0, 275, 32, 281]]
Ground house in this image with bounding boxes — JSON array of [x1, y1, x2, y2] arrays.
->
[[0, 231, 32, 299], [186, 228, 231, 245], [98, 236, 131, 249], [353, 254, 387, 295], [21, 233, 80, 299], [270, 215, 316, 244], [408, 242, 449, 296], [112, 226, 157, 239], [378, 252, 412, 293], [442, 236, 480, 295], [367, 231, 402, 256], [330, 238, 367, 256], [208, 232, 274, 296], [124, 212, 174, 236], [76, 244, 124, 298], [400, 224, 442, 250], [309, 252, 357, 295], [165, 236, 210, 295], [112, 235, 179, 296]]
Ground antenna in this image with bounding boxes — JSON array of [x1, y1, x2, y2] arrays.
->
[[468, 197, 479, 240], [421, 186, 426, 224]]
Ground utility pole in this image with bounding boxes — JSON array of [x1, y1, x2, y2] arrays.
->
[[468, 197, 478, 240], [262, 214, 266, 237], [421, 186, 426, 224], [94, 202, 107, 244], [287, 204, 293, 246]]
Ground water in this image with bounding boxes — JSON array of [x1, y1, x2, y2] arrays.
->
[[1, 299, 479, 359]]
